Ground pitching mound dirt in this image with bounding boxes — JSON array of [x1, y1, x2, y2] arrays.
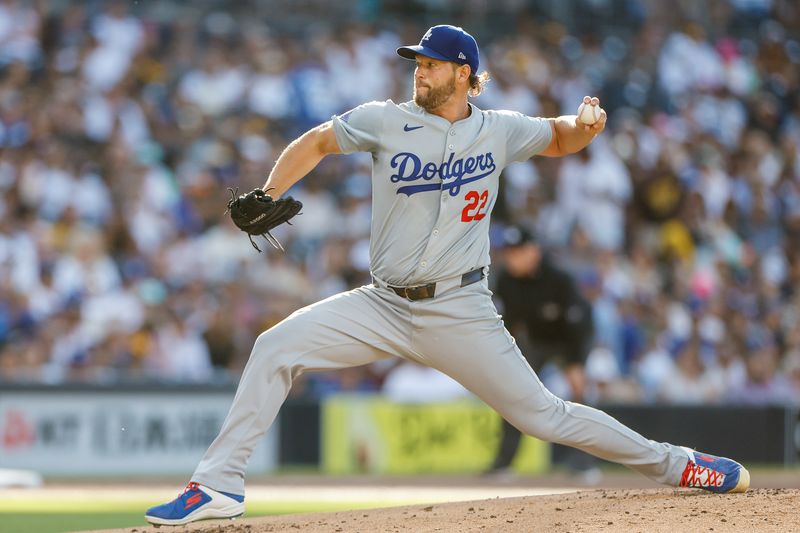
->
[[100, 488, 798, 533]]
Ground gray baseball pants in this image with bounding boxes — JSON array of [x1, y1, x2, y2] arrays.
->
[[191, 277, 689, 495]]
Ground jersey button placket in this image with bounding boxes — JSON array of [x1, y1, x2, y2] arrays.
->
[[441, 132, 455, 201]]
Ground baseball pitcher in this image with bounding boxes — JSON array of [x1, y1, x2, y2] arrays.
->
[[146, 25, 749, 526]]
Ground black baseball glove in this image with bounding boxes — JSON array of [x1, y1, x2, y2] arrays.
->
[[226, 187, 302, 252]]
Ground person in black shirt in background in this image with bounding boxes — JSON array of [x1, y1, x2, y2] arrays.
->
[[487, 224, 596, 478]]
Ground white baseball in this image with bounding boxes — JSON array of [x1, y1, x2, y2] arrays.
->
[[577, 102, 601, 125]]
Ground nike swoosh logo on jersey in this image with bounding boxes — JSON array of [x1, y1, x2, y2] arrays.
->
[[403, 124, 424, 132]]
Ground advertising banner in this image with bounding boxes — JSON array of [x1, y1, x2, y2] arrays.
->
[[322, 395, 549, 474], [0, 391, 277, 475]]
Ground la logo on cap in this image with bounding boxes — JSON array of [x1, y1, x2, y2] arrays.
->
[[422, 29, 432, 41]]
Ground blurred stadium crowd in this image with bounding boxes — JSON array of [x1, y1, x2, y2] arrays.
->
[[0, 0, 798, 406]]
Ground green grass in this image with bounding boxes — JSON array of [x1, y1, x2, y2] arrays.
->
[[1, 512, 148, 533], [0, 501, 403, 533]]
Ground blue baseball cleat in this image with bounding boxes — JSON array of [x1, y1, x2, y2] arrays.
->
[[679, 447, 750, 494], [145, 482, 244, 526]]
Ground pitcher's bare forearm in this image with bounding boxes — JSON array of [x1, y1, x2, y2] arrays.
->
[[539, 96, 607, 157], [262, 122, 342, 197], [539, 114, 605, 157], [549, 115, 600, 154]]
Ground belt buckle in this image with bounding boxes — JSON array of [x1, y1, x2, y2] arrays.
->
[[390, 282, 435, 301], [405, 285, 422, 300], [397, 284, 427, 301], [391, 285, 411, 300]]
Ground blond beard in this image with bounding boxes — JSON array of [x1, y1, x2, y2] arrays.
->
[[413, 74, 456, 112]]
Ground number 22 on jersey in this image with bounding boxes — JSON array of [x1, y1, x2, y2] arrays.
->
[[461, 190, 489, 222]]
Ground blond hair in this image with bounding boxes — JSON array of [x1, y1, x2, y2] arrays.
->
[[468, 70, 491, 97]]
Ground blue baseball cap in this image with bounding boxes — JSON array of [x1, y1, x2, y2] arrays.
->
[[397, 25, 479, 74]]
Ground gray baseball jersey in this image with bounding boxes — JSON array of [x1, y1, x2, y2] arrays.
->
[[190, 100, 691, 497], [332, 100, 551, 286]]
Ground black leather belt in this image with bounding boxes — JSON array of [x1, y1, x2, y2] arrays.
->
[[388, 267, 485, 301]]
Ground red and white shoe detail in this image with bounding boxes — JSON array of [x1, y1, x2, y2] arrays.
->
[[678, 446, 749, 494], [680, 459, 726, 489]]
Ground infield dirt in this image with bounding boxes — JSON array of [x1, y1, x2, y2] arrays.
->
[[91, 487, 799, 533]]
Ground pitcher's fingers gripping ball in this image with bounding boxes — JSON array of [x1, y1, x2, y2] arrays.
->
[[576, 95, 606, 134], [227, 187, 303, 252]]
